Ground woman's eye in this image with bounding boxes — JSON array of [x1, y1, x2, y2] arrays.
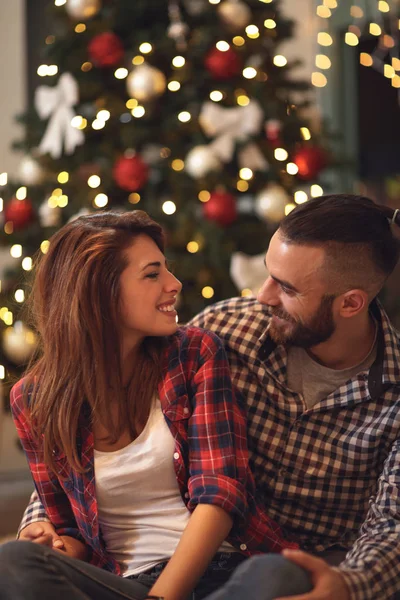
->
[[146, 272, 159, 279]]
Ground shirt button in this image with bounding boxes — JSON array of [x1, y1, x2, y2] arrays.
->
[[183, 407, 189, 414], [173, 452, 180, 460], [185, 492, 189, 498], [240, 544, 247, 551]]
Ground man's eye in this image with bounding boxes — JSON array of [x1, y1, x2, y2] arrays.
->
[[281, 286, 294, 295]]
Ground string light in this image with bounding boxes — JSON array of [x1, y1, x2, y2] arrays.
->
[[3, 311, 13, 326], [378, 1, 390, 13], [300, 127, 311, 140], [58, 195, 68, 208], [57, 171, 69, 184], [115, 68, 128, 79], [139, 43, 152, 54], [0, 366, 4, 380], [97, 110, 111, 121], [71, 116, 87, 129], [286, 163, 299, 175], [81, 62, 92, 72], [0, 198, 3, 212], [187, 241, 199, 253], [294, 190, 308, 204], [41, 241, 50, 254], [92, 119, 106, 130], [316, 54, 332, 69], [15, 290, 25, 303], [246, 25, 260, 39], [285, 203, 296, 215], [243, 67, 257, 79], [345, 32, 359, 46], [55, 0, 66, 5], [132, 106, 145, 118], [129, 193, 141, 204], [233, 36, 245, 46], [178, 111, 191, 122], [273, 55, 287, 67], [168, 81, 181, 91], [22, 257, 33, 271], [210, 91, 223, 102], [316, 5, 331, 18], [360, 53, 373, 67], [237, 180, 249, 192], [16, 187, 27, 200], [239, 168, 253, 180], [75, 24, 86, 33], [318, 32, 333, 46], [202, 286, 214, 299], [264, 19, 276, 29], [312, 72, 328, 87], [350, 6, 364, 18], [311, 184, 324, 197], [10, 245, 22, 258], [274, 148, 288, 161], [172, 159, 185, 171], [172, 56, 185, 68], [198, 191, 210, 202], [216, 41, 230, 51], [237, 94, 250, 106], [0, 173, 7, 186], [162, 201, 176, 215], [132, 56, 145, 65], [93, 194, 108, 208], [369, 23, 382, 36], [88, 175, 101, 188]]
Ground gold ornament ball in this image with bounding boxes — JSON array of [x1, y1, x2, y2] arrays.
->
[[126, 64, 167, 102], [255, 183, 290, 223], [18, 155, 45, 186], [65, 0, 101, 20], [185, 145, 221, 179], [2, 321, 38, 365], [218, 0, 252, 30]]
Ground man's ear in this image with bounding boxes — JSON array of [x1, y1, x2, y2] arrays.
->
[[337, 289, 368, 318]]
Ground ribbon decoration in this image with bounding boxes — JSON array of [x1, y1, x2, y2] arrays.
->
[[35, 73, 85, 159], [199, 100, 269, 171]]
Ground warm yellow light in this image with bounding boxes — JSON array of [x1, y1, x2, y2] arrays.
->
[[187, 241, 199, 253], [55, 0, 66, 5], [129, 193, 141, 204], [392, 75, 400, 88], [75, 23, 86, 33], [216, 41, 230, 52], [162, 201, 176, 215], [286, 163, 299, 175], [393, 58, 400, 71], [323, 0, 337, 7], [264, 19, 276, 29], [0, 307, 7, 320], [92, 119, 105, 130], [311, 184, 324, 197], [241, 288, 253, 297], [384, 64, 395, 79], [237, 95, 250, 106], [172, 159, 185, 171], [16, 187, 27, 200], [94, 194, 108, 208], [81, 62, 93, 72], [237, 180, 249, 192], [243, 67, 257, 79], [15, 289, 25, 303], [360, 53, 373, 67], [294, 190, 308, 204], [383, 35, 395, 48], [198, 190, 210, 203], [378, 1, 390, 12], [0, 198, 3, 212], [41, 240, 50, 254], [97, 110, 111, 121], [37, 65, 49, 77], [139, 43, 153, 54], [178, 111, 191, 123], [210, 91, 223, 102], [273, 55, 287, 67], [258, 0, 272, 3], [239, 168, 253, 180], [4, 312, 13, 326], [132, 55, 145, 66], [350, 6, 364, 18], [285, 203, 296, 215], [0, 173, 8, 186], [22, 257, 33, 271], [168, 81, 181, 91], [274, 148, 289, 161], [318, 32, 333, 46], [48, 65, 58, 76], [4, 222, 14, 235], [47, 196, 58, 208], [126, 99, 138, 109], [71, 116, 87, 129], [88, 175, 101, 188], [202, 286, 215, 299], [312, 72, 328, 87], [316, 5, 331, 18], [58, 195, 68, 208], [10, 244, 22, 258], [301, 127, 311, 141], [345, 32, 359, 46], [115, 68, 128, 79], [172, 56, 185, 68], [233, 36, 245, 46], [369, 23, 382, 36], [316, 54, 331, 69], [246, 25, 260, 39], [132, 106, 145, 118], [58, 171, 69, 184], [0, 366, 4, 380], [52, 188, 62, 197], [209, 0, 220, 4]]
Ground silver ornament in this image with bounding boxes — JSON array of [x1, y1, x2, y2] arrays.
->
[[185, 145, 221, 179], [255, 183, 290, 223], [18, 155, 45, 186], [126, 64, 167, 102], [218, 0, 252, 30], [65, 0, 101, 20], [39, 199, 62, 228]]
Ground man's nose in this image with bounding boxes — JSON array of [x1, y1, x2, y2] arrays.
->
[[257, 277, 280, 306]]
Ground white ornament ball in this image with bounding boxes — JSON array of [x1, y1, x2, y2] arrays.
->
[[218, 0, 252, 30], [255, 183, 290, 223], [39, 200, 62, 228], [185, 145, 221, 179], [126, 64, 167, 102], [18, 155, 45, 186], [65, 0, 101, 20], [3, 321, 37, 365]]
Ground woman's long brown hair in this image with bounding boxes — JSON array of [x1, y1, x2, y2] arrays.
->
[[24, 210, 166, 474]]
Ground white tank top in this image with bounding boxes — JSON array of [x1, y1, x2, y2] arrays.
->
[[94, 400, 235, 577]]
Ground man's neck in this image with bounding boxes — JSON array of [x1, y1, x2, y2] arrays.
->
[[305, 313, 376, 370]]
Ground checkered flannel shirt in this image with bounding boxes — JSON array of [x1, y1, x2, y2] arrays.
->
[[14, 327, 295, 575]]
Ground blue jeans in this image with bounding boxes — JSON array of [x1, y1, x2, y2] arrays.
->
[[0, 541, 312, 600]]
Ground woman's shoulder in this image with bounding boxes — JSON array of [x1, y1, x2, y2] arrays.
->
[[10, 376, 35, 410], [174, 326, 224, 350]]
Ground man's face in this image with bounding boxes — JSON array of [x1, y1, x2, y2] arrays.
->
[[257, 231, 337, 348]]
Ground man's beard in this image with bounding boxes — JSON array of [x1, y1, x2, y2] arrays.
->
[[268, 294, 336, 348]]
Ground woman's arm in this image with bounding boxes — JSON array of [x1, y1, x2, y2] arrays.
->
[[148, 504, 233, 600]]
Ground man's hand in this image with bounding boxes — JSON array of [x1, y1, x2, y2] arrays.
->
[[18, 521, 65, 550], [275, 550, 351, 600]]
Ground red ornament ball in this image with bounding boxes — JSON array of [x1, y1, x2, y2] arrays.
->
[[204, 46, 242, 80], [113, 155, 149, 191], [88, 32, 124, 68], [203, 190, 238, 226], [4, 197, 34, 230], [293, 146, 328, 180]]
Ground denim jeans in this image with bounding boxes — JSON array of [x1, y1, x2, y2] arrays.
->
[[0, 541, 248, 600]]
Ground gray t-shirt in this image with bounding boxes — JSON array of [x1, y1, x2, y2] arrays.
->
[[287, 327, 378, 409]]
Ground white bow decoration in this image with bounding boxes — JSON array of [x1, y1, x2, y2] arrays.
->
[[35, 73, 85, 159], [199, 100, 269, 171]]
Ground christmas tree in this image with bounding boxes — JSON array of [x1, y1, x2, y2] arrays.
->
[[0, 0, 329, 398]]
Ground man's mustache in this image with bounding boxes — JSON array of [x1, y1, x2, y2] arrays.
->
[[270, 307, 297, 324]]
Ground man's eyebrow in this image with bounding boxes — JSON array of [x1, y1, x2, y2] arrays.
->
[[262, 258, 299, 293], [140, 261, 162, 271]]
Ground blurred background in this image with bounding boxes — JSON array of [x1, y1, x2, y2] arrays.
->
[[0, 0, 399, 538]]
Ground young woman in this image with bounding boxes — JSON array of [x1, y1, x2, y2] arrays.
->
[[2, 210, 298, 600]]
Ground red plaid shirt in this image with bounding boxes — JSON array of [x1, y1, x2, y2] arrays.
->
[[11, 327, 296, 574]]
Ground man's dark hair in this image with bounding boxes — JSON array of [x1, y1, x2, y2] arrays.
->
[[279, 194, 400, 297]]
